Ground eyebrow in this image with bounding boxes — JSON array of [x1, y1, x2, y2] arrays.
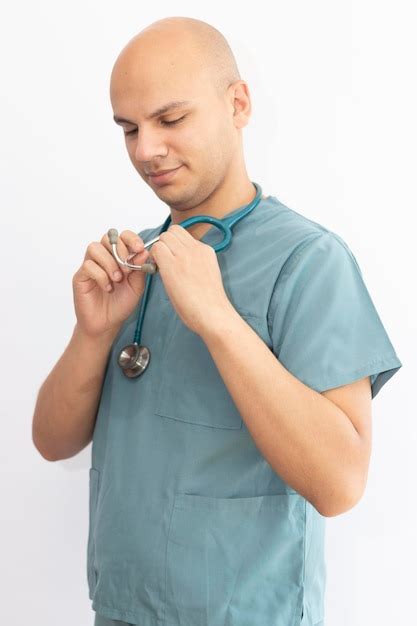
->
[[113, 100, 192, 125]]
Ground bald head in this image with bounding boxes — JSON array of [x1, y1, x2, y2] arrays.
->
[[109, 17, 251, 213], [111, 17, 241, 99]]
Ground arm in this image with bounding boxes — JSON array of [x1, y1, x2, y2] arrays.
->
[[200, 304, 372, 517], [32, 323, 119, 462], [32, 225, 152, 462]]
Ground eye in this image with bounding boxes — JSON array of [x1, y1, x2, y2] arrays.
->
[[161, 115, 186, 126], [124, 115, 186, 137]]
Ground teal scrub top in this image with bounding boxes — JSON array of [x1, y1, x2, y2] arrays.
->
[[87, 193, 402, 626]]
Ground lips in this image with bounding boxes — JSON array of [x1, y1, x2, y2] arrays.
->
[[147, 165, 183, 185], [147, 166, 181, 176]]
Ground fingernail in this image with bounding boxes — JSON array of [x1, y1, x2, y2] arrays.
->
[[113, 271, 122, 280], [135, 241, 144, 252]]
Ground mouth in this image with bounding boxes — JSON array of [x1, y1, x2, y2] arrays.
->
[[147, 165, 183, 186]]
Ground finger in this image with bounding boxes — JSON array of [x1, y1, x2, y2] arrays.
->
[[150, 239, 175, 263], [85, 241, 125, 281], [157, 230, 185, 255], [119, 230, 146, 256], [166, 224, 194, 244], [101, 230, 145, 275], [77, 259, 115, 293], [117, 231, 152, 270], [85, 241, 148, 284], [99, 232, 131, 275]]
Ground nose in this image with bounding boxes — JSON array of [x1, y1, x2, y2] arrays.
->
[[133, 126, 168, 163]]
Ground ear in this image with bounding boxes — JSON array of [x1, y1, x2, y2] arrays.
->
[[228, 80, 251, 129]]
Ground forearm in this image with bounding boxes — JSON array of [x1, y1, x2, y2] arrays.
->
[[200, 305, 364, 516], [32, 323, 119, 461]]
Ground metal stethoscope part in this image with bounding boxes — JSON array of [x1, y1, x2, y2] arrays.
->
[[107, 229, 159, 274], [117, 343, 150, 378]]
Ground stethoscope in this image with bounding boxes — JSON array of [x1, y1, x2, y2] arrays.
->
[[107, 181, 263, 378]]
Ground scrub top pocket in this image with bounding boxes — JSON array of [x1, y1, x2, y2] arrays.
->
[[154, 312, 262, 430], [164, 492, 306, 626]]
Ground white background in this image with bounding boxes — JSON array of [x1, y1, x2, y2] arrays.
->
[[1, 1, 415, 625]]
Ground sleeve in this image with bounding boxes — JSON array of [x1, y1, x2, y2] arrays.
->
[[266, 231, 403, 399]]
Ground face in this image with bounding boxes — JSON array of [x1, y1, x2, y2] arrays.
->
[[110, 44, 242, 211]]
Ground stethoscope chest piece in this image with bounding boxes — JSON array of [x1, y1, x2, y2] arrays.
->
[[118, 342, 150, 378]]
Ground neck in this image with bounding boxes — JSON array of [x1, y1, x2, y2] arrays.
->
[[170, 173, 260, 241]]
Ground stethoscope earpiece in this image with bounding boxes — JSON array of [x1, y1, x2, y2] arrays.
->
[[107, 228, 158, 274]]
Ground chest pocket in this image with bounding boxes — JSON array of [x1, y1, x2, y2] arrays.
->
[[154, 309, 266, 429]]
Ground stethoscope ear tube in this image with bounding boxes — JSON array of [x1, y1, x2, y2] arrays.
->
[[107, 229, 158, 274]]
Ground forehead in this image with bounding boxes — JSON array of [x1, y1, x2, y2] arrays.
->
[[110, 40, 216, 113], [110, 71, 216, 120]]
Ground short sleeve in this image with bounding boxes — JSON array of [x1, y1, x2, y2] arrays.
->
[[267, 231, 402, 399]]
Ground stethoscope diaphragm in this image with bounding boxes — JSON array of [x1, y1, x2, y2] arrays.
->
[[117, 342, 151, 378]]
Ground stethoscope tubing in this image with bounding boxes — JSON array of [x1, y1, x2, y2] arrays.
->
[[111, 181, 263, 377], [108, 181, 262, 274]]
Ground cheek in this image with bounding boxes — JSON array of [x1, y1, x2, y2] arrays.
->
[[173, 128, 209, 164], [188, 121, 226, 161], [127, 147, 139, 169]]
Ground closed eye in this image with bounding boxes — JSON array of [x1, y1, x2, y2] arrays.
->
[[124, 115, 186, 136], [161, 115, 186, 126]]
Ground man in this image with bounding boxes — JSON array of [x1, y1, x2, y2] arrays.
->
[[32, 16, 402, 626]]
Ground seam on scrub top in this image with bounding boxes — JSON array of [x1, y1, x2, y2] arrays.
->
[[265, 232, 327, 346], [315, 354, 402, 393], [333, 352, 401, 375], [279, 203, 333, 237], [92, 602, 161, 625], [300, 498, 307, 625]]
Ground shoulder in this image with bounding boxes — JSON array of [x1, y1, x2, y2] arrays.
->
[[257, 195, 359, 277]]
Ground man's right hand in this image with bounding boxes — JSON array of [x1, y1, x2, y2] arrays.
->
[[72, 230, 152, 338]]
